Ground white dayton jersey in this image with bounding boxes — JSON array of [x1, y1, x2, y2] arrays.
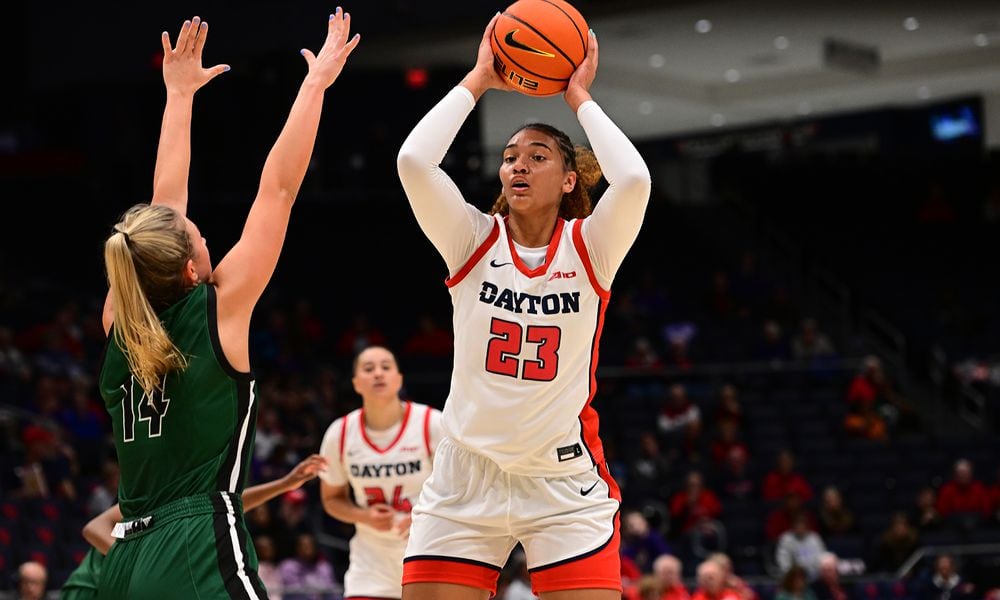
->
[[444, 214, 609, 477], [320, 400, 443, 598]]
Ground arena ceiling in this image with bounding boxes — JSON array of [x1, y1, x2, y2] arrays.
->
[[350, 0, 1000, 149]]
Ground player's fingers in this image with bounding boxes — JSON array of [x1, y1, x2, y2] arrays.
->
[[486, 12, 500, 38], [588, 29, 599, 64], [300, 48, 316, 66], [176, 19, 193, 54], [327, 6, 343, 36], [193, 20, 209, 57], [341, 33, 360, 57], [204, 64, 230, 81], [160, 31, 172, 55], [187, 16, 202, 54]]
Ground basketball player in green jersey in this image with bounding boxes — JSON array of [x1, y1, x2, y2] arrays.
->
[[61, 453, 327, 599], [94, 10, 359, 599]]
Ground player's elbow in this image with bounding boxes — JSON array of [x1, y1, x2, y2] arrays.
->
[[618, 164, 652, 201], [396, 144, 422, 181]]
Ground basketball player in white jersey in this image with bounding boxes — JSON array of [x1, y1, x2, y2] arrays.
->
[[395, 14, 651, 600], [319, 346, 443, 600]]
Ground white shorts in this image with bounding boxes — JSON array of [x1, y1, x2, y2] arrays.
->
[[343, 530, 406, 599], [402, 437, 621, 594]]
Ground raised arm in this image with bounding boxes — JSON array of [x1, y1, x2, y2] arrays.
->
[[152, 15, 230, 213], [212, 8, 359, 315], [242, 453, 326, 511], [102, 16, 229, 333], [395, 14, 507, 272], [571, 32, 652, 287]]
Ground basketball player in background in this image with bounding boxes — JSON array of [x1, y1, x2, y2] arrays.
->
[[61, 454, 328, 599], [319, 345, 443, 600], [93, 10, 359, 598], [396, 12, 651, 600]]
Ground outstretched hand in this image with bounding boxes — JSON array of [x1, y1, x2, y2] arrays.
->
[[161, 16, 230, 96], [283, 453, 328, 490], [564, 29, 598, 111], [301, 7, 362, 88]]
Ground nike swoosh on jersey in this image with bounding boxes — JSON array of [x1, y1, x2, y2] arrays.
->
[[580, 481, 599, 496], [490, 259, 513, 268], [504, 30, 556, 58]]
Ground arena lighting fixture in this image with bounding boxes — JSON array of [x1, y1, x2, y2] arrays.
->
[[649, 53, 666, 68], [903, 16, 919, 31], [974, 34, 989, 47], [639, 101, 653, 115], [724, 69, 741, 83], [695, 19, 712, 33], [798, 101, 812, 115], [917, 85, 931, 100], [710, 113, 726, 127], [774, 36, 790, 50]]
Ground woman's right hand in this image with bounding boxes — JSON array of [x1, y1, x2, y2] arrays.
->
[[301, 7, 362, 89], [161, 16, 230, 96], [362, 504, 395, 531], [460, 13, 512, 99]]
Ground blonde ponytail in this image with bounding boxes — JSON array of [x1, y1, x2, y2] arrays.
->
[[104, 204, 193, 395]]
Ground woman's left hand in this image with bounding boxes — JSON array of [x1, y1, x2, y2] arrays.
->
[[565, 29, 597, 111]]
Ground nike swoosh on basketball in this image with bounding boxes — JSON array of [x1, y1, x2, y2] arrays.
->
[[580, 481, 599, 496], [490, 259, 512, 268], [504, 30, 556, 57]]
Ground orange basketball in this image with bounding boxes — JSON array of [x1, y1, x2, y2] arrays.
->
[[490, 0, 589, 97]]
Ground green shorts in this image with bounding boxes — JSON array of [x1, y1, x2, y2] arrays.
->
[[96, 492, 269, 599]]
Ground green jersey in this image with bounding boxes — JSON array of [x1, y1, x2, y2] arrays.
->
[[99, 284, 257, 519]]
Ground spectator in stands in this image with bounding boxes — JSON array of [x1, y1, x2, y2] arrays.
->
[[988, 465, 1000, 526], [910, 486, 943, 532], [629, 430, 674, 507], [401, 312, 453, 362], [817, 485, 855, 537], [247, 497, 298, 561], [716, 445, 755, 501], [710, 419, 749, 468], [638, 575, 665, 600], [763, 449, 814, 504], [0, 325, 32, 383], [56, 378, 108, 475], [11, 423, 77, 501], [625, 336, 665, 371], [810, 552, 848, 600], [845, 355, 919, 436], [767, 491, 818, 541], [706, 552, 757, 600], [333, 312, 387, 358], [255, 534, 284, 600], [871, 512, 919, 573], [692, 559, 741, 600], [775, 514, 827, 581], [652, 554, 691, 600], [776, 565, 818, 600], [15, 561, 47, 600], [936, 458, 992, 530], [278, 532, 338, 600], [663, 326, 695, 371], [713, 384, 747, 432], [754, 319, 791, 365], [85, 459, 119, 517], [622, 509, 673, 574], [658, 383, 702, 461], [913, 554, 976, 600], [670, 470, 723, 535], [790, 318, 836, 363]]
